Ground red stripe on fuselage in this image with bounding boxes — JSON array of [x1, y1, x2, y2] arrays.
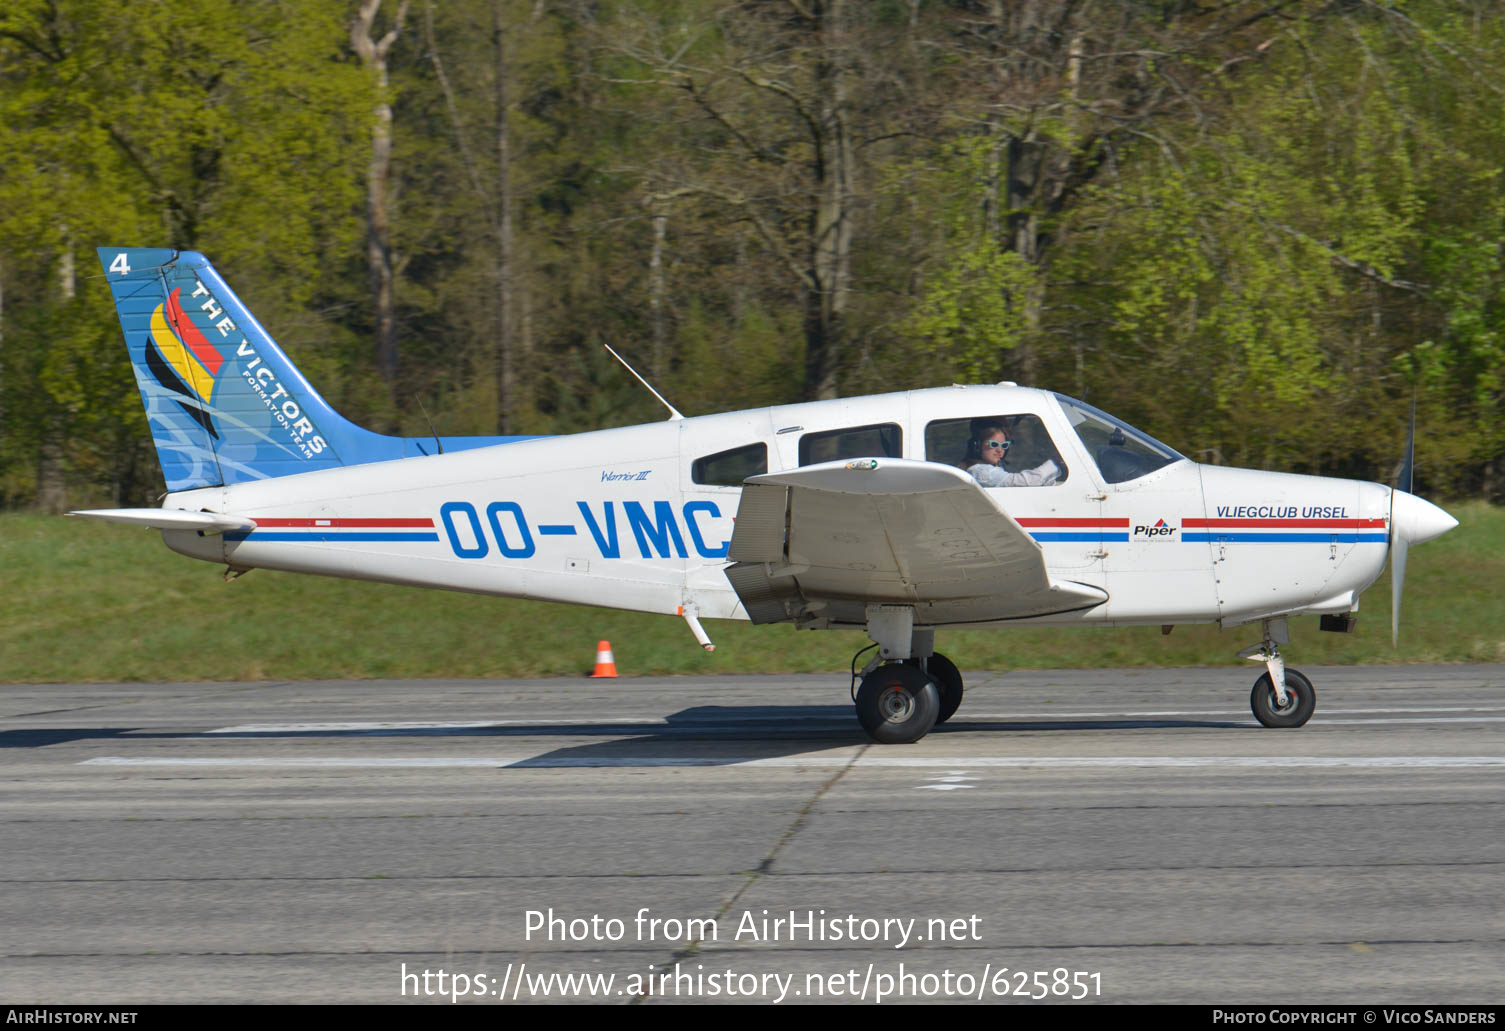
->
[[250, 517, 436, 527], [1183, 518, 1386, 529], [1015, 518, 1131, 527]]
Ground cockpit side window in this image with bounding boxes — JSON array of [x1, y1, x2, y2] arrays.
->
[[692, 442, 768, 486], [799, 423, 902, 466], [1054, 394, 1183, 485], [924, 414, 1068, 486]]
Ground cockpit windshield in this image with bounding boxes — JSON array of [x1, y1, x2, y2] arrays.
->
[[1054, 394, 1185, 484]]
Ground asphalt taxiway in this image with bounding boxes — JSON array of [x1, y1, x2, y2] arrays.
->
[[2, 665, 1502, 1004]]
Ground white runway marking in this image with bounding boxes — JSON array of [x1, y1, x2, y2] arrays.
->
[[968, 705, 1505, 719], [206, 706, 1505, 734], [915, 769, 980, 791], [1307, 717, 1505, 726], [209, 719, 667, 732], [81, 755, 1505, 770]]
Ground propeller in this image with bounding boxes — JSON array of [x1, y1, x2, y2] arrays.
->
[[1388, 392, 1457, 645], [1390, 394, 1414, 646]]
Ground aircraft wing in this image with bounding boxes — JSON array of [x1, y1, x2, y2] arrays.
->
[[724, 458, 1107, 626]]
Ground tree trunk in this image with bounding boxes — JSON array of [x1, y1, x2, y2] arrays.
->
[[36, 423, 66, 513], [37, 243, 74, 513], [649, 211, 668, 381], [988, 4, 1088, 386], [802, 0, 852, 402], [1002, 134, 1044, 385], [493, 0, 516, 433], [351, 1, 408, 415], [0, 256, 5, 436]]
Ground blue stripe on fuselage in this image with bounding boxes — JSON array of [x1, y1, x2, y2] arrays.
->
[[224, 531, 440, 542], [1182, 532, 1388, 543]]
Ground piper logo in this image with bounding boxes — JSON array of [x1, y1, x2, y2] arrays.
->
[[1133, 519, 1177, 539]]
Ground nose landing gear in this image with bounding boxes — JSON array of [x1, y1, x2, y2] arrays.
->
[[1240, 617, 1316, 728]]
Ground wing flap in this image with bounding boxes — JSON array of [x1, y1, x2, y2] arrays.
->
[[726, 482, 789, 563]]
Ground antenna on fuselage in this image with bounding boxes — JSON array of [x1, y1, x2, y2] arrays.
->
[[415, 396, 444, 455], [604, 344, 684, 421]]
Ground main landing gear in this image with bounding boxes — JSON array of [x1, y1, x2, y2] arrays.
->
[[1240, 617, 1317, 728], [851, 606, 965, 744], [908, 652, 964, 724], [855, 663, 940, 744]]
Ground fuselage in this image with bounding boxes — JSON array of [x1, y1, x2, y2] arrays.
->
[[160, 384, 1401, 631]]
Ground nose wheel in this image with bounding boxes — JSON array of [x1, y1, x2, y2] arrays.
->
[[1251, 668, 1316, 727], [1240, 618, 1316, 728], [855, 663, 940, 744]]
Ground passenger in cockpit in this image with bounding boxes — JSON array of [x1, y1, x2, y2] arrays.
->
[[965, 420, 1060, 487]]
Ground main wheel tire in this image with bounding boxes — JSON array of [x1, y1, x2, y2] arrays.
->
[[1250, 668, 1316, 728], [856, 663, 940, 744], [906, 653, 964, 724]]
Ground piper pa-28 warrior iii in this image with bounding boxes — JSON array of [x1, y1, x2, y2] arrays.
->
[[77, 247, 1459, 744]]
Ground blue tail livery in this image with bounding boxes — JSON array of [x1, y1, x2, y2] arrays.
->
[[97, 247, 536, 491]]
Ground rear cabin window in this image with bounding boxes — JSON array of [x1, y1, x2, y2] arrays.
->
[[798, 423, 903, 466], [924, 414, 1068, 484], [691, 442, 768, 486]]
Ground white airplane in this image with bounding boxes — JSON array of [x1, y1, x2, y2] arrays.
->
[[76, 247, 1459, 744]]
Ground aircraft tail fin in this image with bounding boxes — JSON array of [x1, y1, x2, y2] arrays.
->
[[97, 247, 534, 492]]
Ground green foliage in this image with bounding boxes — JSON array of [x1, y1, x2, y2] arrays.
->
[[2, 0, 1505, 505], [1037, 8, 1505, 487], [905, 241, 1038, 381], [0, 0, 374, 506]]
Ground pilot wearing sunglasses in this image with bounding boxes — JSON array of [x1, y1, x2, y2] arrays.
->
[[966, 420, 1061, 488]]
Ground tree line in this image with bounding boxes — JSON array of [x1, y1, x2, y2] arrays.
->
[[3, 0, 1503, 511]]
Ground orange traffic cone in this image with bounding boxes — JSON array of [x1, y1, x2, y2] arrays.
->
[[589, 640, 618, 678]]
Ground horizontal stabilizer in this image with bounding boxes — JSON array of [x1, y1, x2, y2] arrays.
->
[[69, 508, 254, 532]]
